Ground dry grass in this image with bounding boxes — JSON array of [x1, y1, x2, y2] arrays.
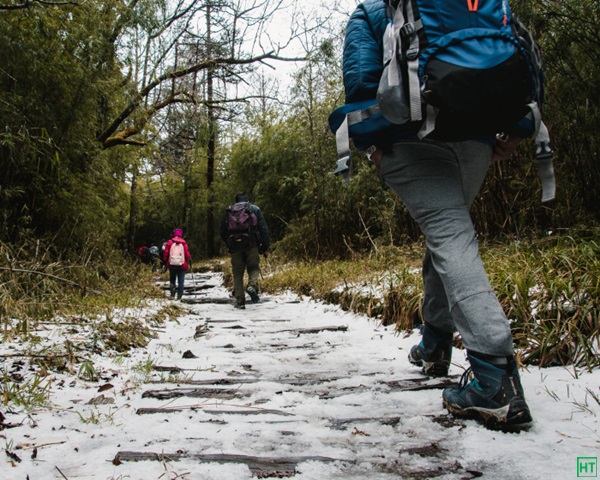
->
[[262, 230, 600, 371]]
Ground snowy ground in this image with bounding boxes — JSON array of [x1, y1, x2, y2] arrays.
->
[[1, 272, 599, 480]]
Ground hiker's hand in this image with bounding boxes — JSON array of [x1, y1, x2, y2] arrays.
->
[[492, 134, 522, 162], [369, 148, 384, 176]]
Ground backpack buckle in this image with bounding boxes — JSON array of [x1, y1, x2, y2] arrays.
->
[[406, 46, 419, 61], [401, 22, 416, 38], [334, 155, 351, 176]]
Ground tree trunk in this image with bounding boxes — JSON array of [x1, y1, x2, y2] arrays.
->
[[127, 166, 138, 254], [205, 1, 216, 258]]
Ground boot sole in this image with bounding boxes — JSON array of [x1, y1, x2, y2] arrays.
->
[[408, 354, 449, 377], [444, 398, 533, 433]]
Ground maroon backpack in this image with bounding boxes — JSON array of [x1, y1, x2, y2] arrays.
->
[[225, 203, 258, 251]]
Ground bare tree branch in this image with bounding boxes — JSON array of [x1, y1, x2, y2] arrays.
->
[[0, 0, 82, 9], [97, 52, 305, 148]]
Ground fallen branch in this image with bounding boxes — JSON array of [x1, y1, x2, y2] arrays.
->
[[17, 440, 67, 450], [0, 353, 73, 359], [55, 465, 69, 480]]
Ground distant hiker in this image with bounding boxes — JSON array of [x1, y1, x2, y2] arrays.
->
[[220, 193, 270, 309], [148, 244, 160, 259], [163, 228, 191, 300], [330, 0, 556, 432], [137, 245, 152, 265], [148, 244, 161, 271], [159, 239, 168, 271]]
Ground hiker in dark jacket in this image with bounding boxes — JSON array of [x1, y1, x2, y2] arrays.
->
[[137, 245, 152, 265], [163, 228, 192, 300], [344, 0, 537, 431], [220, 193, 270, 309]]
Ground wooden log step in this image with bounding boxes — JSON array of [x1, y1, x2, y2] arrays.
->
[[151, 365, 218, 373], [146, 375, 352, 387], [329, 412, 464, 429], [112, 451, 339, 477], [185, 284, 220, 292], [203, 408, 295, 416], [161, 283, 215, 291], [136, 407, 227, 418], [329, 416, 403, 428], [142, 387, 247, 400], [275, 325, 348, 335], [383, 376, 459, 391], [136, 405, 297, 417], [181, 297, 233, 304], [148, 377, 260, 385]]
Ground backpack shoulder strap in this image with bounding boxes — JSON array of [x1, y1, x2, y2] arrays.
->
[[400, 0, 423, 123], [384, 0, 423, 118]]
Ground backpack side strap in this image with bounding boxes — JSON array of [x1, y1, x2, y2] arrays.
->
[[535, 120, 555, 203], [334, 104, 381, 182]]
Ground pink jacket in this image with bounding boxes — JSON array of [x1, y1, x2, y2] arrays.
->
[[163, 236, 192, 270]]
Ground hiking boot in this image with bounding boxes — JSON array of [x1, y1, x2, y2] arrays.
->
[[442, 354, 533, 432], [234, 303, 246, 310], [408, 323, 453, 377], [246, 286, 260, 304]]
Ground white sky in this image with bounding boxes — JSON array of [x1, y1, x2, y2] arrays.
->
[[241, 0, 359, 96]]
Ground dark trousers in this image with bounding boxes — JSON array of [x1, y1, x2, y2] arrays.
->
[[169, 268, 186, 299]]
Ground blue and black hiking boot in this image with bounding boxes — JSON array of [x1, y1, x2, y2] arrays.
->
[[246, 286, 260, 304], [408, 323, 453, 377], [442, 354, 533, 432]]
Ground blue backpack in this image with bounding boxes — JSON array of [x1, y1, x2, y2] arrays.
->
[[377, 0, 541, 134], [329, 0, 554, 202]]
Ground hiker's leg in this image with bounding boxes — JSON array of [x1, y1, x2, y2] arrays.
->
[[421, 142, 486, 335], [231, 251, 246, 306], [246, 247, 261, 291], [245, 247, 261, 303], [177, 270, 186, 299], [422, 248, 454, 333], [381, 139, 513, 356], [169, 269, 177, 297]]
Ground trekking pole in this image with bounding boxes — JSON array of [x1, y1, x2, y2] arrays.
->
[[264, 254, 273, 276]]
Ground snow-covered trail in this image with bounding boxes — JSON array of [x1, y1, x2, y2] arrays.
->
[[2, 272, 599, 480]]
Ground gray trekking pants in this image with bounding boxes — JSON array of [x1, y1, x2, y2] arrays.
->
[[380, 139, 513, 357], [231, 246, 261, 306]]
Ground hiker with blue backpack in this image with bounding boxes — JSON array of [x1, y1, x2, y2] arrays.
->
[[220, 193, 270, 309], [330, 0, 555, 432], [163, 228, 192, 300]]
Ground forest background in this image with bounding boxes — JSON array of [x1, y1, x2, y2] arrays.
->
[[0, 0, 599, 372]]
